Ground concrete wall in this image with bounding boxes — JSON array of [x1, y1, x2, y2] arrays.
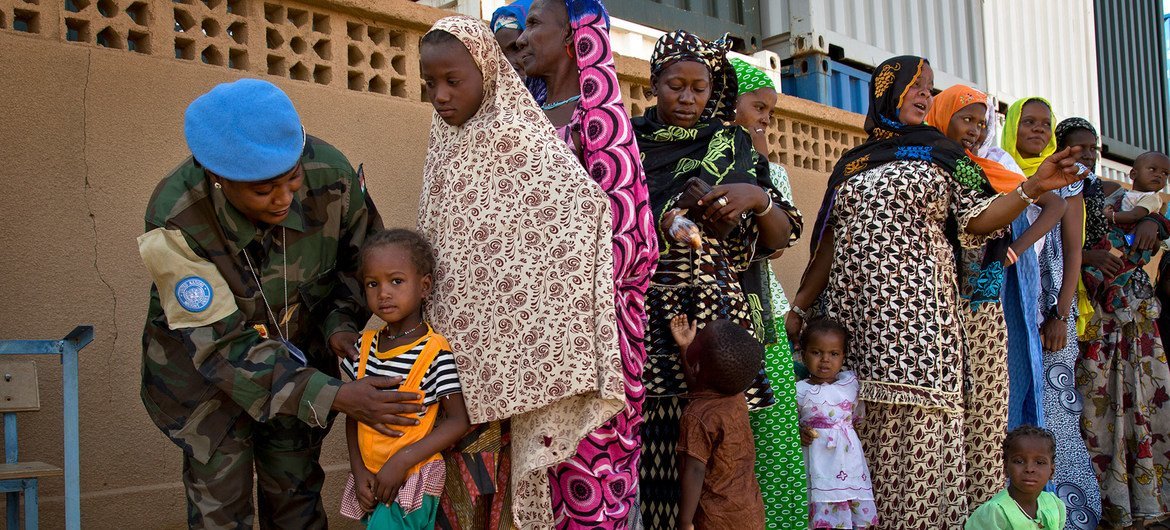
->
[[0, 0, 862, 526]]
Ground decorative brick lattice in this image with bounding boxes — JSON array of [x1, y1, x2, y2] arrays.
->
[[263, 2, 332, 85], [173, 0, 248, 69], [1, 0, 48, 35], [771, 116, 864, 171], [0, 0, 868, 169], [620, 79, 655, 119], [62, 0, 151, 53], [615, 79, 865, 170], [345, 20, 408, 97]]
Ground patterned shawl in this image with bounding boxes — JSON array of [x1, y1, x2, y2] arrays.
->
[[812, 55, 1006, 306], [566, 0, 657, 295], [925, 84, 1026, 193], [416, 16, 624, 526], [649, 29, 738, 123], [1001, 96, 1057, 177]]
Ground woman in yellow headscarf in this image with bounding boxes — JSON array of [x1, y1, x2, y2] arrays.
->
[[1004, 98, 1104, 528]]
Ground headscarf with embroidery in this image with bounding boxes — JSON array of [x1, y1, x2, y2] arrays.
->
[[730, 57, 775, 95], [925, 84, 1026, 193], [649, 29, 738, 123], [416, 14, 625, 529], [1001, 96, 1057, 177], [812, 55, 1007, 306], [489, 0, 534, 32]]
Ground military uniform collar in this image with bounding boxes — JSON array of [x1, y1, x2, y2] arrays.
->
[[208, 176, 306, 252]]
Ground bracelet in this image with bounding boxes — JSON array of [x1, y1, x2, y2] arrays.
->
[[1047, 307, 1069, 322], [790, 305, 808, 318], [1015, 183, 1036, 205], [1005, 247, 1018, 265], [754, 194, 774, 217]]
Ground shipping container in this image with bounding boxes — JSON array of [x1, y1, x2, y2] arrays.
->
[[1095, 0, 1170, 161], [761, 0, 987, 91], [605, 0, 764, 50]]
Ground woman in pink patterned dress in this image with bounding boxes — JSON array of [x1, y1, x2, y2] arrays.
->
[[516, 0, 658, 527]]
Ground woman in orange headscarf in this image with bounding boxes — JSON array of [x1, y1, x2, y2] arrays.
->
[[926, 85, 1066, 507]]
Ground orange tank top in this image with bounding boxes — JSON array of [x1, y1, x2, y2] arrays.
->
[[355, 327, 447, 475]]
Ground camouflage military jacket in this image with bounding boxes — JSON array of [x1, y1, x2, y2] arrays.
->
[[138, 136, 382, 463]]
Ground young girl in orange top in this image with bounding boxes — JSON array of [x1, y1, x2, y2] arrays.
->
[[342, 229, 469, 529]]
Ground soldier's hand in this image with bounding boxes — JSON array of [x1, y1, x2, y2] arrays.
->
[[333, 376, 425, 437], [329, 331, 361, 361]]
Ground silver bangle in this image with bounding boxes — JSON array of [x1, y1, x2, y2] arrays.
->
[[754, 194, 774, 217], [1015, 184, 1035, 205], [790, 305, 808, 318]]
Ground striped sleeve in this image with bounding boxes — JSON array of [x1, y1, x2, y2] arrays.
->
[[340, 339, 362, 381], [421, 348, 461, 405]]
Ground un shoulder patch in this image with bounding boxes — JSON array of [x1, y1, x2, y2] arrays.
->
[[175, 276, 213, 313]]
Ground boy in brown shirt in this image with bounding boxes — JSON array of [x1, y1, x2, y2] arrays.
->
[[670, 316, 766, 530]]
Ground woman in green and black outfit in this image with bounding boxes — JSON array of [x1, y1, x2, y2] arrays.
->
[[633, 30, 801, 528]]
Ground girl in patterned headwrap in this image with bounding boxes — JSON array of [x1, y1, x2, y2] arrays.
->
[[633, 30, 803, 528], [729, 57, 809, 529], [784, 55, 1088, 526]]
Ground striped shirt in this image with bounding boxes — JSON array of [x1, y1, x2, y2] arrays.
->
[[342, 331, 462, 408]]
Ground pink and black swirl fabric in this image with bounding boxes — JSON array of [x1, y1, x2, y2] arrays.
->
[[547, 1, 658, 528]]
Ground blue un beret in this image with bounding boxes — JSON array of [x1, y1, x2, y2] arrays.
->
[[184, 79, 305, 182]]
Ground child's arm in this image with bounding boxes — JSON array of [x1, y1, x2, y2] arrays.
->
[[677, 455, 706, 530], [670, 314, 697, 355], [1007, 191, 1066, 259], [345, 416, 378, 513], [371, 393, 470, 503], [1112, 205, 1150, 225]]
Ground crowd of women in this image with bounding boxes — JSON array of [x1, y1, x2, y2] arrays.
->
[[140, 0, 1170, 528]]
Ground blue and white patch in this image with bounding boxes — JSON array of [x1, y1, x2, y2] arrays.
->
[[175, 276, 214, 313]]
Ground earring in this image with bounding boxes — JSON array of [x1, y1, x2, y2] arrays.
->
[[213, 181, 222, 190], [565, 44, 574, 59]]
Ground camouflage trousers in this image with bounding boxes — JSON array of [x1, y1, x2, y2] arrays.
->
[[182, 414, 332, 529]]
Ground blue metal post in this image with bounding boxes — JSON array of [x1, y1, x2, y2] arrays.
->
[[4, 413, 17, 463], [60, 326, 90, 530], [23, 479, 37, 530]]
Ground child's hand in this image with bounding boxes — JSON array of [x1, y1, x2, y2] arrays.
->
[[353, 467, 377, 513], [670, 314, 697, 352], [799, 425, 818, 446], [1103, 205, 1116, 221], [372, 457, 410, 507]]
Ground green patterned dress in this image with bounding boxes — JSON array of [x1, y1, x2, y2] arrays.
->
[[747, 163, 807, 527]]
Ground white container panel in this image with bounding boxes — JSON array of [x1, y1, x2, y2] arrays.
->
[[761, 0, 986, 90], [982, 0, 1100, 127]]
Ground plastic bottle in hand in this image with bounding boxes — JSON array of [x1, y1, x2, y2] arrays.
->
[[668, 211, 702, 249]]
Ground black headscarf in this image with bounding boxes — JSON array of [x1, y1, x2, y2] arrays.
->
[[811, 55, 1007, 307], [636, 30, 772, 220]]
